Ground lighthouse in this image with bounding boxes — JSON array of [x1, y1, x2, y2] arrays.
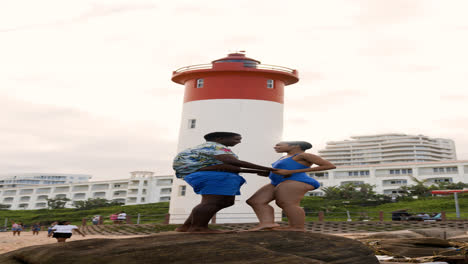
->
[[169, 53, 299, 224]]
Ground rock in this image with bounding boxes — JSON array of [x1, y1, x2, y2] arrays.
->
[[378, 238, 459, 258], [0, 231, 378, 264]]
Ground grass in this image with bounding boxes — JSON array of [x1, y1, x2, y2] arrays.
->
[[0, 202, 169, 228], [1, 193, 467, 228], [300, 194, 468, 221]]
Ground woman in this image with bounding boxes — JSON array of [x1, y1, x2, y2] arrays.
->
[[11, 221, 23, 236], [31, 222, 41, 235], [246, 141, 335, 231], [49, 221, 85, 242]]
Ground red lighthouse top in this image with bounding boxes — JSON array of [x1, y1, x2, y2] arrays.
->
[[172, 53, 299, 104]]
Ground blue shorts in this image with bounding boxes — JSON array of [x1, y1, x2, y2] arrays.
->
[[184, 171, 246, 196], [270, 173, 320, 189]]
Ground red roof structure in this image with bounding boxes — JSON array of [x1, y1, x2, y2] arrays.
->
[[431, 190, 468, 195]]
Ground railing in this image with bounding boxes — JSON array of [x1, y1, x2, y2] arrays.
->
[[376, 173, 413, 177], [77, 210, 467, 226], [173, 63, 296, 74]]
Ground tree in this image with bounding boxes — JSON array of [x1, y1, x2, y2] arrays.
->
[[436, 181, 468, 190], [73, 198, 124, 210], [46, 197, 71, 209], [322, 183, 378, 200]]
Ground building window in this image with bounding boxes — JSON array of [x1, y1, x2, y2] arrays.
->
[[267, 79, 274, 89], [188, 119, 196, 129], [196, 79, 204, 88], [178, 185, 186, 196]]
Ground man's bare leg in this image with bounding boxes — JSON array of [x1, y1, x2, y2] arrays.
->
[[186, 194, 235, 233], [246, 184, 280, 231], [273, 180, 315, 231], [175, 211, 194, 232]]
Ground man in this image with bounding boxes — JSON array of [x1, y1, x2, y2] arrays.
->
[[173, 131, 276, 233]]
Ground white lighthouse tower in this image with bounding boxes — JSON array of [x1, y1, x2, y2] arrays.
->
[[169, 53, 299, 223]]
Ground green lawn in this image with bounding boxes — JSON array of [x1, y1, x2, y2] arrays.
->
[[300, 194, 468, 221], [1, 194, 467, 228], [0, 202, 169, 228]]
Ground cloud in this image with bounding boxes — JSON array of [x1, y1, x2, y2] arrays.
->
[[0, 2, 157, 33], [354, 0, 425, 26], [0, 96, 177, 179]]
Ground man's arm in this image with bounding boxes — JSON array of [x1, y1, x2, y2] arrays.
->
[[214, 154, 276, 171], [198, 164, 270, 176]]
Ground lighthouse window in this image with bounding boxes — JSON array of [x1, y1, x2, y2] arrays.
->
[[178, 185, 186, 196], [188, 119, 196, 129], [196, 79, 204, 88], [267, 79, 274, 89]]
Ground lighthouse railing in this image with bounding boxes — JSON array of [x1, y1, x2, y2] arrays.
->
[[174, 63, 296, 74], [174, 64, 213, 73]]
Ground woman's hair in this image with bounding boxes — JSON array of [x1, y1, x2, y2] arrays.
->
[[58, 221, 68, 225], [204, 132, 241, 141], [283, 141, 313, 150]]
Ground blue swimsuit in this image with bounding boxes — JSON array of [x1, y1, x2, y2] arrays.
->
[[269, 154, 320, 189]]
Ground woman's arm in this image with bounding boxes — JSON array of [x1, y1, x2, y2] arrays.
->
[[274, 153, 336, 175], [74, 228, 86, 237]]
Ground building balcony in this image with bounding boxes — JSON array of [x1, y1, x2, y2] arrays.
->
[[35, 203, 47, 208], [376, 174, 412, 178], [93, 192, 107, 198], [418, 171, 459, 176], [112, 185, 128, 189], [36, 189, 51, 194], [334, 175, 370, 179], [72, 186, 89, 192], [54, 187, 70, 193], [19, 189, 34, 195], [382, 183, 407, 187], [3, 198, 14, 203], [91, 184, 109, 191], [3, 191, 17, 196], [19, 196, 31, 202], [127, 197, 137, 203], [36, 195, 48, 201]]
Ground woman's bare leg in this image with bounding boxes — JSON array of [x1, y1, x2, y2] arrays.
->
[[246, 184, 280, 230], [273, 181, 315, 231]]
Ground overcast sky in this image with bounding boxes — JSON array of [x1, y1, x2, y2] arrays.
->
[[1, 0, 468, 181]]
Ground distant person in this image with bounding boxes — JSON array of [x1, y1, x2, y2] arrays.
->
[[92, 215, 100, 225], [49, 220, 85, 242], [32, 222, 41, 235], [110, 213, 118, 224], [11, 221, 23, 236], [173, 132, 278, 233], [117, 211, 127, 224], [47, 221, 58, 237], [247, 141, 335, 231]]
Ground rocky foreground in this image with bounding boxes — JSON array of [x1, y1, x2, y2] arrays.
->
[[0, 231, 378, 264]]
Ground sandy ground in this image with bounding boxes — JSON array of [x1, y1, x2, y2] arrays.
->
[[0, 232, 147, 254]]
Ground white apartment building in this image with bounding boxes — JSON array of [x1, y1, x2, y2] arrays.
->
[[318, 133, 456, 166], [308, 160, 468, 197], [0, 171, 173, 210], [0, 173, 92, 188]]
